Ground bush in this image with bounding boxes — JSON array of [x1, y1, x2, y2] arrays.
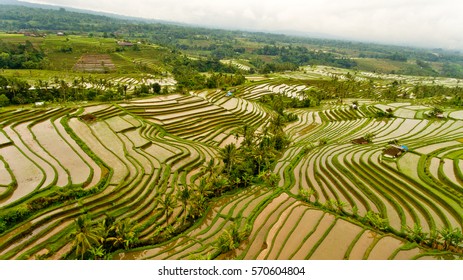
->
[[0, 205, 31, 233], [362, 211, 389, 231], [0, 94, 9, 107], [0, 186, 95, 234], [285, 112, 298, 122], [214, 223, 250, 254]]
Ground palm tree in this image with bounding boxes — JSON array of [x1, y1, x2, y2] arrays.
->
[[215, 228, 236, 254], [70, 216, 101, 259], [252, 148, 266, 174], [156, 194, 176, 225], [439, 227, 454, 250], [187, 179, 213, 220], [334, 200, 348, 213], [212, 175, 230, 195], [201, 159, 217, 179], [406, 224, 428, 244], [439, 227, 463, 250], [363, 211, 388, 231], [88, 245, 106, 260], [363, 132, 374, 143], [219, 143, 238, 173], [325, 199, 346, 213], [113, 218, 138, 250], [241, 173, 253, 188], [197, 178, 213, 198], [215, 223, 250, 254], [299, 188, 315, 203], [178, 185, 191, 209], [258, 171, 280, 188], [177, 185, 191, 222], [269, 114, 285, 134], [241, 125, 256, 148], [59, 79, 69, 102]]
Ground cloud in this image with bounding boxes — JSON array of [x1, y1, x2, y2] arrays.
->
[[21, 0, 463, 49]]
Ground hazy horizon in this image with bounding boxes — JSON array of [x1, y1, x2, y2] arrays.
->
[[18, 0, 463, 50]]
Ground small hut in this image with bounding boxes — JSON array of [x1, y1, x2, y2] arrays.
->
[[352, 137, 369, 145], [383, 145, 408, 158], [117, 41, 134, 47]]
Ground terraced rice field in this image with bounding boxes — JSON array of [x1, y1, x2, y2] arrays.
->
[[0, 81, 462, 260], [73, 54, 116, 72]]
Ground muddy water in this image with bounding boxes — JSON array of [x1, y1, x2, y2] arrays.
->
[[121, 114, 141, 127], [54, 118, 102, 188], [348, 231, 378, 259], [276, 209, 324, 259], [291, 213, 336, 259], [443, 158, 460, 186], [14, 122, 63, 188], [69, 118, 127, 184], [0, 145, 43, 207], [0, 130, 10, 145], [264, 204, 307, 259], [398, 153, 459, 230], [310, 219, 363, 260], [11, 220, 73, 259], [81, 104, 110, 115], [0, 159, 13, 185], [415, 140, 463, 154], [106, 116, 135, 133], [124, 129, 150, 148], [367, 235, 404, 260], [36, 120, 90, 186]]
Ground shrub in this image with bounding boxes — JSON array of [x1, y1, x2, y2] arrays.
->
[[214, 223, 250, 254], [0, 94, 10, 107], [362, 211, 389, 231]]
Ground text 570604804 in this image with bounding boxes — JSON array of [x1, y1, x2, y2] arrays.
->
[[251, 267, 305, 276]]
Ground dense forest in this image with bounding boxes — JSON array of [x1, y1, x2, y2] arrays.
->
[[0, 39, 45, 69]]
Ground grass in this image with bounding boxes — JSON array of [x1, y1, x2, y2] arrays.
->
[[355, 58, 408, 73]]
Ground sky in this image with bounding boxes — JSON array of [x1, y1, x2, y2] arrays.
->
[[20, 0, 463, 50]]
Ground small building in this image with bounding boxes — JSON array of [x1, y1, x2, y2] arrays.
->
[[383, 145, 407, 159], [57, 32, 65, 36], [34, 101, 45, 107], [117, 41, 134, 47], [352, 137, 369, 145], [226, 91, 233, 97]]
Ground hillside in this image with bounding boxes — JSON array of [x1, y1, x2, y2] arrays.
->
[[0, 3, 462, 80], [0, 3, 463, 260]]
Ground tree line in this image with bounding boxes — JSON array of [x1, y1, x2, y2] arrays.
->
[[251, 45, 357, 73], [0, 39, 45, 69], [0, 75, 170, 106]]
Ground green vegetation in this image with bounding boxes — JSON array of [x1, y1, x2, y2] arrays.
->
[[0, 2, 463, 261], [0, 39, 45, 69], [0, 4, 462, 80]]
